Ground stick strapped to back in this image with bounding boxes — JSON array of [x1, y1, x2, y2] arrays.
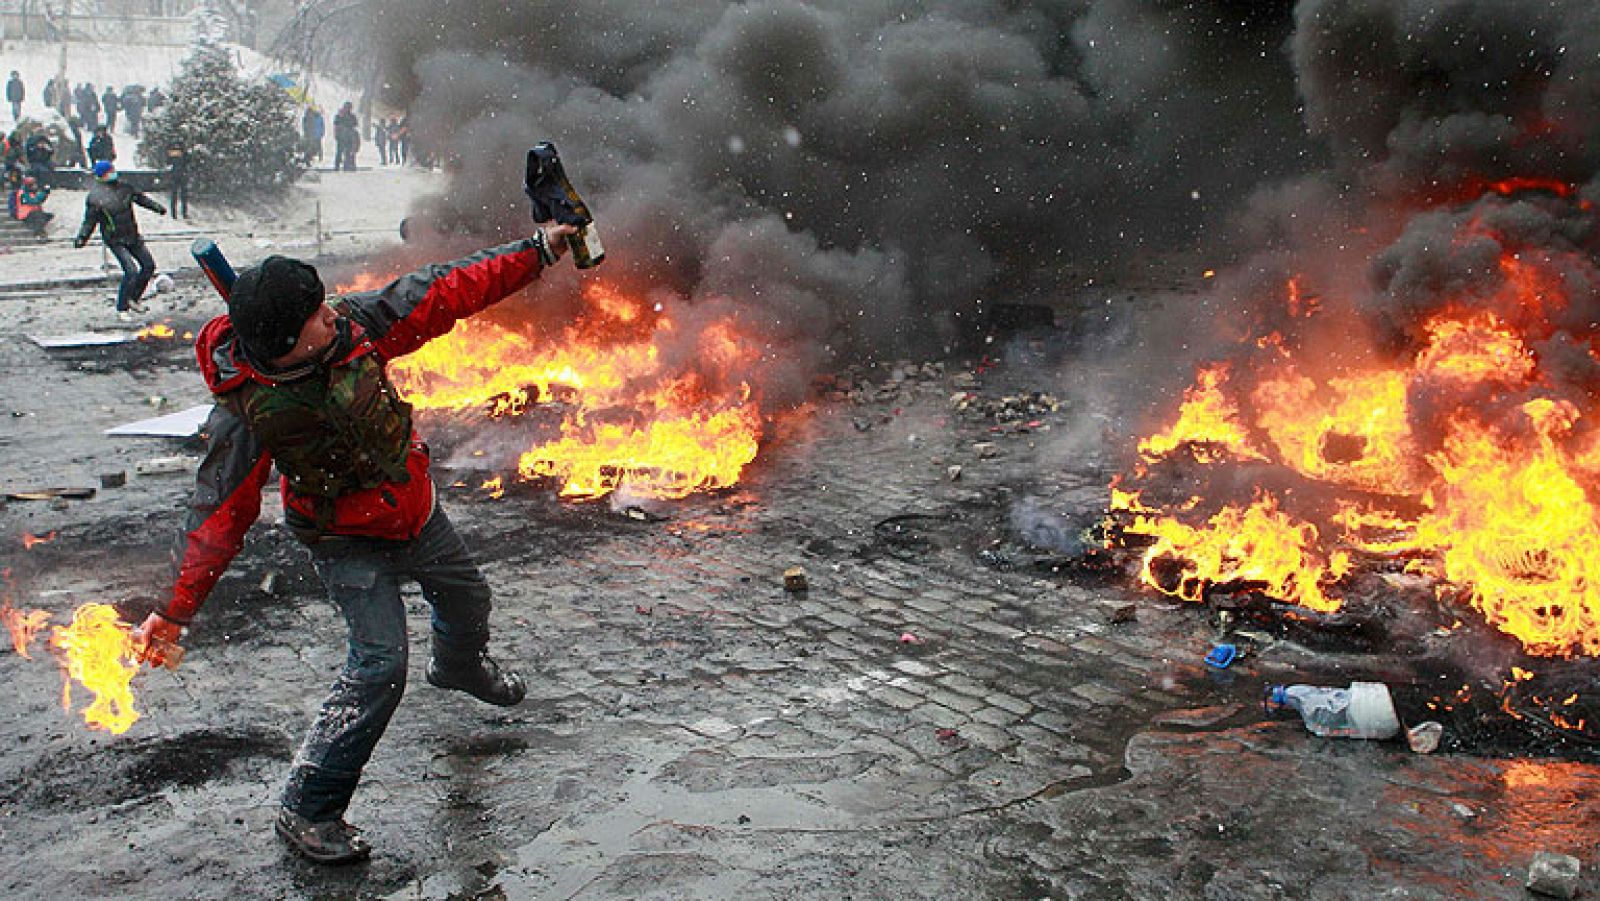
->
[[191, 238, 238, 299]]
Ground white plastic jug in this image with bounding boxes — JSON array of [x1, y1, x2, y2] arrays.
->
[[1267, 681, 1401, 740]]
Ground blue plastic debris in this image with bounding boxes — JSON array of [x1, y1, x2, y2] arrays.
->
[[1205, 643, 1238, 669]]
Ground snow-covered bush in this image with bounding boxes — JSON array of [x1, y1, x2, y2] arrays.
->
[[138, 44, 302, 197]]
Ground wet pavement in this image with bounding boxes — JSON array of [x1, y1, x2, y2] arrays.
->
[[2, 281, 1599, 900]]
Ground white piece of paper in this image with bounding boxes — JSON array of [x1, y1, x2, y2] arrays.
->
[[29, 332, 136, 348], [106, 404, 214, 437]]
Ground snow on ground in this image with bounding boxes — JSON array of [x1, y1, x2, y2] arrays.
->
[[0, 164, 442, 335], [2, 37, 365, 128]]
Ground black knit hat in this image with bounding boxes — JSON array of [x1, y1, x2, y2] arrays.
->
[[227, 256, 326, 361]]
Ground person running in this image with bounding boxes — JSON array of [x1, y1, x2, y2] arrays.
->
[[73, 160, 165, 321]]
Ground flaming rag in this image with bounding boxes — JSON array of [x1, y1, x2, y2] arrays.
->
[[151, 237, 551, 841]]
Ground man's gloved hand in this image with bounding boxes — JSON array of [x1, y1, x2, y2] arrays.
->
[[131, 609, 186, 669], [73, 236, 88, 248], [534, 223, 579, 265]]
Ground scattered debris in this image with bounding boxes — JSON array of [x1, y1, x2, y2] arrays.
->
[[946, 464, 963, 481], [950, 389, 1060, 423], [259, 571, 284, 595], [783, 567, 808, 593], [898, 632, 922, 645], [976, 547, 1014, 570], [1109, 604, 1138, 625], [98, 471, 127, 489], [935, 727, 963, 745], [838, 359, 950, 407], [1265, 682, 1401, 740], [135, 456, 200, 476], [624, 506, 650, 521], [973, 442, 999, 459], [22, 530, 58, 548], [1406, 721, 1443, 755], [105, 404, 214, 438], [1204, 644, 1238, 669], [28, 332, 135, 349], [5, 486, 95, 501], [1526, 851, 1581, 899], [1153, 705, 1244, 728]]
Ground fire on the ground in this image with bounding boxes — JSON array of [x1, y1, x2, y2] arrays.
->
[[345, 274, 763, 501], [1108, 178, 1600, 664]]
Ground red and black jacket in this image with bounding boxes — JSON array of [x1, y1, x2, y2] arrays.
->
[[164, 237, 546, 624]]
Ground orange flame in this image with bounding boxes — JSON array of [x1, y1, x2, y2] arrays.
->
[[135, 322, 176, 340], [1112, 489, 1347, 613], [49, 603, 142, 734], [1, 601, 51, 658], [22, 530, 58, 549], [1407, 399, 1600, 656], [1116, 227, 1600, 657], [518, 398, 761, 499], [1137, 365, 1263, 463], [384, 281, 763, 501], [1252, 369, 1419, 494]]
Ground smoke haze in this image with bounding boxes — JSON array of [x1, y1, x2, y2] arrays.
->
[[370, 0, 1308, 372]]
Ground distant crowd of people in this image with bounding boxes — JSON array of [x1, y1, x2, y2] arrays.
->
[[4, 69, 169, 199], [14, 69, 431, 176], [3, 67, 190, 248], [8, 70, 164, 137], [5, 65, 430, 253], [302, 101, 423, 171]]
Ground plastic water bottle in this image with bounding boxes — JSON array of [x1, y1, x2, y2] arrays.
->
[[1265, 681, 1401, 740]]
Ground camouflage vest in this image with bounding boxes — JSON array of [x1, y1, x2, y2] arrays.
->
[[222, 349, 413, 500]]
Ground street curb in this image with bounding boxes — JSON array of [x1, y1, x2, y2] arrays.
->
[[0, 246, 382, 297], [0, 273, 117, 294]]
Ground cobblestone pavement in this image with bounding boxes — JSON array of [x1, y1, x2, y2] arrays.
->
[[2, 291, 1599, 900]]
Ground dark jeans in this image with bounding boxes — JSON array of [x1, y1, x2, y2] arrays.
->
[[281, 504, 496, 823], [168, 180, 188, 219], [109, 239, 155, 311]]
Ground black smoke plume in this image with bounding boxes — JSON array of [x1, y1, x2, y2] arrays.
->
[[368, 0, 1307, 382]]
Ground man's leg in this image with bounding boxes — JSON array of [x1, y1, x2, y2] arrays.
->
[[127, 240, 157, 302], [281, 545, 407, 840], [108, 243, 139, 311], [407, 505, 525, 706]]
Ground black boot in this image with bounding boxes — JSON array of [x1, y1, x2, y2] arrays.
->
[[426, 646, 526, 706], [275, 808, 371, 865]]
